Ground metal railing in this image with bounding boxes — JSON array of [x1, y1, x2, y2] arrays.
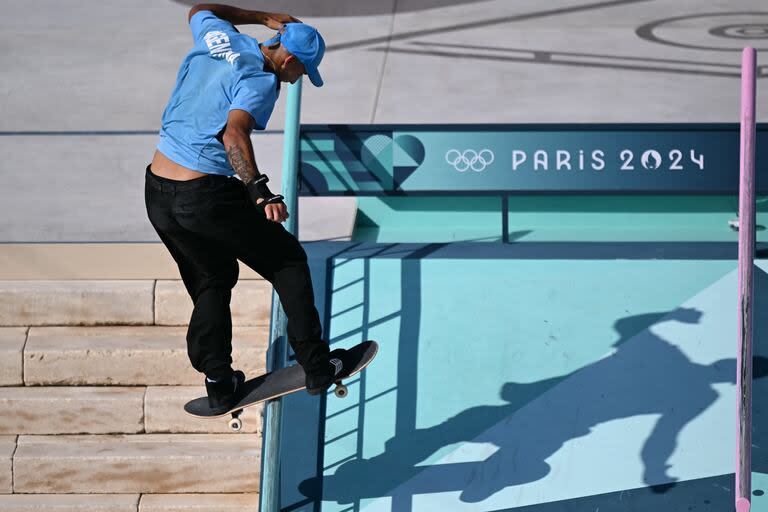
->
[[736, 47, 757, 512], [260, 77, 303, 512]]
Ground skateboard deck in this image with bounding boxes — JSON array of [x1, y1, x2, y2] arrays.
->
[[184, 340, 378, 431]]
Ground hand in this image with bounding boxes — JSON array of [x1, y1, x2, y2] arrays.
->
[[261, 12, 302, 30], [258, 199, 290, 223]]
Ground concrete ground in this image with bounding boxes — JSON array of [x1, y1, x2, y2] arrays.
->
[[0, 0, 766, 242]]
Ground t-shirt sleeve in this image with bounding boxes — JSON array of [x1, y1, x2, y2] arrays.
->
[[189, 10, 235, 42], [230, 74, 278, 130]]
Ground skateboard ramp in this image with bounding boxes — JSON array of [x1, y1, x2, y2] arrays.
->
[[265, 124, 768, 511]]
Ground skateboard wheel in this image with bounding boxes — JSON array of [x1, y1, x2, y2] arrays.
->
[[334, 384, 348, 398], [228, 417, 243, 432]]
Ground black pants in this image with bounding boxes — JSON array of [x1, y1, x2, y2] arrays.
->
[[144, 166, 329, 379]]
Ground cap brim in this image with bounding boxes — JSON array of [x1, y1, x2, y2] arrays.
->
[[306, 66, 323, 87]]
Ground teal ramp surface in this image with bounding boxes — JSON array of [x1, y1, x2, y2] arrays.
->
[[276, 242, 768, 511]]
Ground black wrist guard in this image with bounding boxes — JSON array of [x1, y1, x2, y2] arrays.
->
[[246, 175, 284, 208]]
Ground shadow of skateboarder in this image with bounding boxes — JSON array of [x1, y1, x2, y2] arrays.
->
[[302, 307, 768, 505]]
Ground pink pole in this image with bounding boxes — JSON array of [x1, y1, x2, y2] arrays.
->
[[736, 46, 757, 512]]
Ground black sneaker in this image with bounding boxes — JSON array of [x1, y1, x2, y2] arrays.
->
[[205, 370, 245, 414], [305, 349, 346, 396]]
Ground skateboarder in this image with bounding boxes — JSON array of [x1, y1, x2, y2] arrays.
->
[[145, 3, 341, 414]]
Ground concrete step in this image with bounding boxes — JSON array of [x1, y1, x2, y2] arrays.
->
[[0, 279, 272, 327], [0, 386, 263, 435], [0, 435, 15, 493], [0, 281, 154, 326], [13, 434, 260, 494], [145, 387, 261, 434], [0, 494, 139, 511], [0, 494, 260, 512], [155, 280, 271, 326], [139, 494, 259, 511], [0, 387, 145, 435], [0, 328, 26, 386], [24, 326, 268, 386]]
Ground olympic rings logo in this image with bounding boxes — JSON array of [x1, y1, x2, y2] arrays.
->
[[445, 149, 495, 172]]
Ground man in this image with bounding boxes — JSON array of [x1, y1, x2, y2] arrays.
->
[[145, 3, 341, 414]]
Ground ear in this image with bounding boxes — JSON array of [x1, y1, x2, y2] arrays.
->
[[284, 54, 295, 65]]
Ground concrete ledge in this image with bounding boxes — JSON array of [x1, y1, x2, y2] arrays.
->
[[0, 244, 264, 280], [0, 494, 139, 511], [0, 281, 154, 326], [14, 434, 260, 494], [155, 280, 272, 326], [0, 328, 26, 386], [0, 435, 14, 493], [145, 387, 261, 434], [139, 494, 259, 512], [25, 326, 268, 386], [0, 387, 144, 435]]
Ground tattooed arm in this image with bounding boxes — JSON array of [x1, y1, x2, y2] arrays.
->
[[222, 109, 288, 223], [222, 110, 258, 182]]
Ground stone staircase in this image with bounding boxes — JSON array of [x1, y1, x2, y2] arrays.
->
[[0, 279, 273, 511]]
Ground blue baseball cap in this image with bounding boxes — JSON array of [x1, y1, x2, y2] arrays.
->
[[280, 23, 325, 87]]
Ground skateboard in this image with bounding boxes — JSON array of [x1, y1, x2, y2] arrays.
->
[[184, 340, 378, 431]]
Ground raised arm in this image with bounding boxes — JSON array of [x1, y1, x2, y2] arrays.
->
[[188, 3, 301, 29]]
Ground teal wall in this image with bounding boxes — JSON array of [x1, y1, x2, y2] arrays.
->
[[354, 195, 768, 243]]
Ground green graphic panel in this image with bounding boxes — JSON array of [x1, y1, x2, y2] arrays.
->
[[298, 124, 768, 195]]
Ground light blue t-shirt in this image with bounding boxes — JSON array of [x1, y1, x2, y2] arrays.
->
[[157, 11, 279, 175]]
